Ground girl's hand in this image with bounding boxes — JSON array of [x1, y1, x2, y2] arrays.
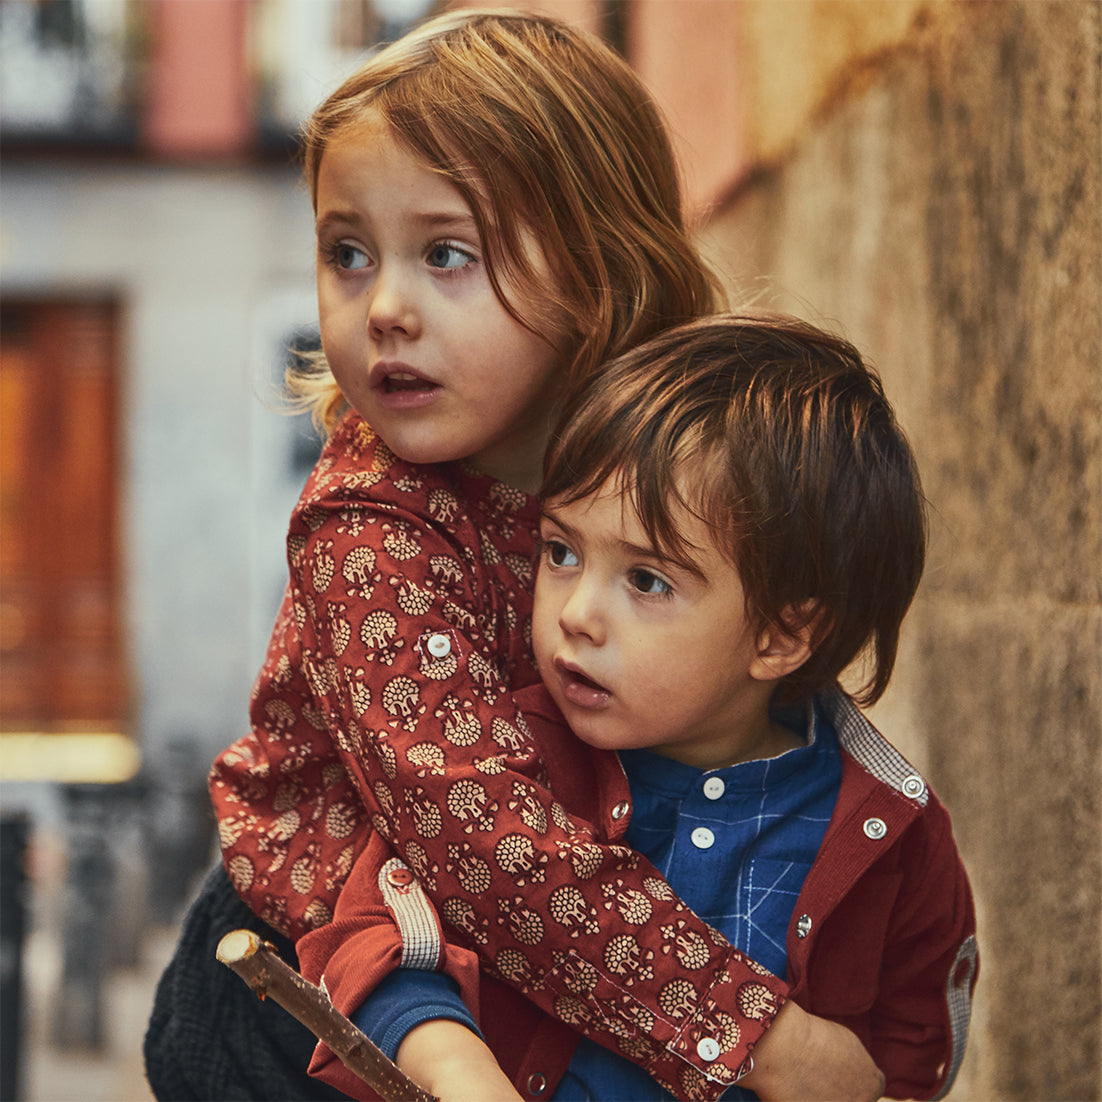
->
[[740, 1001, 886, 1101], [396, 1018, 524, 1102]]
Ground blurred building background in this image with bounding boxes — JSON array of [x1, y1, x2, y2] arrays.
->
[[0, 1, 1098, 1100]]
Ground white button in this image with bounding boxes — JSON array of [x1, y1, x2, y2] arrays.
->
[[696, 1037, 721, 1062], [702, 777, 725, 800], [426, 632, 452, 658], [863, 817, 887, 840], [691, 827, 715, 850], [902, 774, 926, 800], [611, 800, 630, 821]]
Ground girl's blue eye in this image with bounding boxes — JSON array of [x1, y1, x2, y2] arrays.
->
[[428, 243, 474, 270], [335, 243, 369, 270], [629, 569, 672, 597], [545, 539, 579, 568]]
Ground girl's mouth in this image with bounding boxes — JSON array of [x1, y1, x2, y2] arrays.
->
[[373, 365, 442, 408], [384, 372, 437, 394]]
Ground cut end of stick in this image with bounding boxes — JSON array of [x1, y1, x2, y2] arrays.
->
[[216, 928, 265, 965]]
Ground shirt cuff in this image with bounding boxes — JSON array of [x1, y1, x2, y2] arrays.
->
[[350, 968, 483, 1061]]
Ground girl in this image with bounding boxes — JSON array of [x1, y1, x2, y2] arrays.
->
[[149, 11, 880, 1102]]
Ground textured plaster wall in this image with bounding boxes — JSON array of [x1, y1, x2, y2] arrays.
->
[[697, 2, 1100, 1098], [629, 0, 932, 209]]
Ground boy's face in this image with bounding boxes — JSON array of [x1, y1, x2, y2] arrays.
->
[[533, 480, 794, 771]]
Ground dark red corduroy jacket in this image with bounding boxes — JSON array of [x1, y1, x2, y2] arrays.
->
[[299, 684, 978, 1102]]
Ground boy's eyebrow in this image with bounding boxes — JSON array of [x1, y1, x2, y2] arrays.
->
[[541, 508, 708, 581]]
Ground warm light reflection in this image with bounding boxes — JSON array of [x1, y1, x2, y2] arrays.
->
[[0, 732, 140, 783]]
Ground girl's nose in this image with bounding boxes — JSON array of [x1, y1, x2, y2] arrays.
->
[[558, 579, 605, 645], [367, 265, 420, 340]]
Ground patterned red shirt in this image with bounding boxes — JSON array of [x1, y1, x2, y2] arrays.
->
[[210, 413, 788, 1098]]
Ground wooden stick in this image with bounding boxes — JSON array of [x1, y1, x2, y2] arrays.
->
[[216, 928, 438, 1102]]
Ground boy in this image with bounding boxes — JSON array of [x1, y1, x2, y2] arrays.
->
[[301, 313, 978, 1101]]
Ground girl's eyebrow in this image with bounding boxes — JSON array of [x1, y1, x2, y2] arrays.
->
[[315, 208, 478, 235], [315, 208, 360, 233], [410, 211, 478, 233]]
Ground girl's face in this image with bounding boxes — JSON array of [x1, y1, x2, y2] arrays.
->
[[314, 116, 563, 491]]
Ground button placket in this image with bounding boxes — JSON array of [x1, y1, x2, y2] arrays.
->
[[417, 629, 460, 676], [696, 1037, 721, 1062], [702, 776, 725, 800]]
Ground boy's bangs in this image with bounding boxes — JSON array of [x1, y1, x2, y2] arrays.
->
[[545, 397, 729, 575], [631, 434, 738, 575]]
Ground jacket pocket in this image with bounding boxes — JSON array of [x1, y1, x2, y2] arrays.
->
[[799, 869, 903, 1015]]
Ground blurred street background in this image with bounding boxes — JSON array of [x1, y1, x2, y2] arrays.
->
[[1, 1, 1099, 1099]]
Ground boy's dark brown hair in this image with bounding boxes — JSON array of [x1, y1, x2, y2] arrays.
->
[[541, 312, 928, 706]]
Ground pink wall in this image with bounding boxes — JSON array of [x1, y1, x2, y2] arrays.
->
[[627, 0, 747, 214], [144, 0, 253, 158]]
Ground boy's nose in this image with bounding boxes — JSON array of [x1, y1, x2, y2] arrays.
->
[[367, 265, 420, 340], [558, 581, 605, 645]]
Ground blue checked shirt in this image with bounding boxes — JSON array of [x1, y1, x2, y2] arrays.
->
[[554, 702, 841, 1101]]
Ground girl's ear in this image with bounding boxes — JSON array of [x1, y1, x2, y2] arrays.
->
[[749, 602, 823, 684]]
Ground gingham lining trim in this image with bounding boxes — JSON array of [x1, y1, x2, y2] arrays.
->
[[378, 857, 441, 971], [820, 688, 929, 807], [934, 935, 978, 1099]]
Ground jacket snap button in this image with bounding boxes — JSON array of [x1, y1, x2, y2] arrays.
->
[[611, 800, 630, 821], [863, 817, 887, 840], [426, 632, 452, 658], [902, 774, 926, 800], [796, 913, 813, 939], [526, 1072, 548, 1096]]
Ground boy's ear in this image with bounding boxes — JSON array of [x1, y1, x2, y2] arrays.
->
[[749, 602, 823, 684]]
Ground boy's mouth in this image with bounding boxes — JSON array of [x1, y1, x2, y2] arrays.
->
[[555, 659, 611, 709]]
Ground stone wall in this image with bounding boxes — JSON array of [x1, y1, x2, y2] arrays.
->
[[696, 2, 1100, 1097]]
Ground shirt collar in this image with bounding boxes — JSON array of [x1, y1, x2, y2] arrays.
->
[[618, 699, 825, 798]]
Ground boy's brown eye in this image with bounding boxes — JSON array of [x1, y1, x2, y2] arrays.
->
[[629, 569, 672, 596], [546, 539, 578, 568]]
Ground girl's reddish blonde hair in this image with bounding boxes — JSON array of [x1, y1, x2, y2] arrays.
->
[[292, 8, 718, 434]]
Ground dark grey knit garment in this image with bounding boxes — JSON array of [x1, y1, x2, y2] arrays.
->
[[143, 864, 352, 1101]]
